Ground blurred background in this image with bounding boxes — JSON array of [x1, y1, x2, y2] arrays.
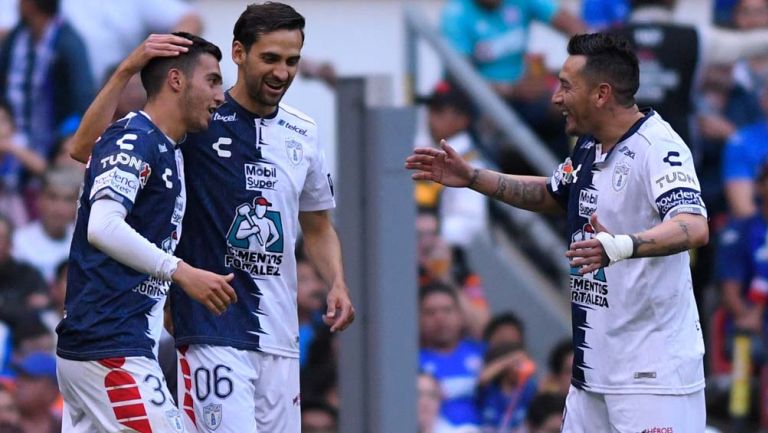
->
[[1, 0, 768, 432]]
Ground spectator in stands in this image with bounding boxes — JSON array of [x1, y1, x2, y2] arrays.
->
[[0, 0, 94, 161], [301, 399, 338, 433], [11, 314, 53, 361], [523, 393, 565, 433], [12, 167, 79, 282], [38, 260, 65, 342], [476, 342, 538, 431], [440, 0, 585, 160], [483, 311, 525, 349], [419, 281, 484, 429], [540, 338, 573, 397], [581, 0, 630, 29], [0, 214, 46, 324], [297, 251, 327, 368], [0, 383, 20, 433], [12, 352, 59, 433], [0, 101, 45, 227], [414, 80, 489, 250], [60, 0, 201, 84], [418, 372, 443, 433]]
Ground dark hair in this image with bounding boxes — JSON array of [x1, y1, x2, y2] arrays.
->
[[233, 2, 305, 50], [547, 338, 573, 376], [483, 311, 525, 343], [567, 33, 639, 107], [526, 393, 566, 428], [29, 0, 59, 16], [630, 0, 675, 9], [418, 280, 459, 305], [140, 32, 222, 99]]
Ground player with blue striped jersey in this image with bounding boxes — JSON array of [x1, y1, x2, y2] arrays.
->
[[407, 33, 709, 432], [68, 4, 355, 433], [56, 34, 236, 433]]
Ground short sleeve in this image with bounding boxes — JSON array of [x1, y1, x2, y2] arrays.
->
[[299, 134, 335, 212], [440, 1, 474, 56], [528, 0, 560, 23], [722, 131, 754, 182], [644, 140, 707, 221], [88, 125, 155, 212]]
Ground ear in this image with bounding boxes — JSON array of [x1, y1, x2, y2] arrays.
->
[[593, 83, 612, 108], [167, 68, 184, 93], [232, 41, 246, 66]]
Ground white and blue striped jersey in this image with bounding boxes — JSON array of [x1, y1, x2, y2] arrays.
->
[[57, 112, 185, 361], [170, 93, 335, 358], [546, 110, 706, 394]]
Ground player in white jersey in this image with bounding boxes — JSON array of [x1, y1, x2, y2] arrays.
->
[[406, 32, 709, 432], [67, 4, 355, 433]]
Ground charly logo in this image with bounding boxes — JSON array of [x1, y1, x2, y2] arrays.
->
[[203, 404, 222, 431], [224, 196, 285, 277], [286, 138, 304, 166]]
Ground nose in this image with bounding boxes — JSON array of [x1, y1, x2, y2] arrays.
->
[[551, 86, 563, 106], [273, 63, 290, 82], [214, 85, 225, 106]]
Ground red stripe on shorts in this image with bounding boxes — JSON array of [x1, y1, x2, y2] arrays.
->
[[122, 418, 153, 433], [98, 357, 126, 369], [107, 386, 141, 403], [105, 370, 136, 388]]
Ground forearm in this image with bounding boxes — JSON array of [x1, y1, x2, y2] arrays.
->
[[70, 68, 134, 162], [301, 215, 346, 289], [469, 168, 561, 213], [629, 214, 709, 258], [705, 27, 768, 65], [9, 145, 46, 175]]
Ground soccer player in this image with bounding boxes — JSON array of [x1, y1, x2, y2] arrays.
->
[[406, 32, 709, 431], [68, 4, 355, 432], [56, 33, 237, 433]]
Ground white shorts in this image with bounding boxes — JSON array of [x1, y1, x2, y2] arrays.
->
[[177, 345, 300, 433], [57, 356, 186, 433], [562, 385, 706, 433]]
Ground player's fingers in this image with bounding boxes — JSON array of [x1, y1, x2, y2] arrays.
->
[[412, 147, 443, 157], [411, 172, 436, 181], [405, 154, 435, 164], [331, 303, 354, 332]]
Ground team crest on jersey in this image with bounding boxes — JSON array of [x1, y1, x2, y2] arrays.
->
[[286, 138, 304, 166], [612, 158, 631, 192], [203, 404, 222, 431], [224, 196, 285, 277], [165, 408, 184, 432]]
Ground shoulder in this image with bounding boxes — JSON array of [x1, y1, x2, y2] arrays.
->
[[97, 113, 160, 152], [279, 103, 317, 128]]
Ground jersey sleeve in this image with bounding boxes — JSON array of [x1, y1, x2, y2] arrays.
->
[[299, 134, 336, 212], [644, 140, 707, 221], [87, 124, 155, 213], [715, 220, 750, 283], [440, 1, 474, 56], [546, 138, 588, 211]]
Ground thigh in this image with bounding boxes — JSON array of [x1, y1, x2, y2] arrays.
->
[[561, 385, 612, 433], [57, 356, 185, 433], [605, 390, 706, 433], [252, 353, 301, 433], [178, 345, 257, 433]]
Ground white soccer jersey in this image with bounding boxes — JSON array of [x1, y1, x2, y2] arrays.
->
[[547, 110, 706, 394], [171, 96, 335, 359]]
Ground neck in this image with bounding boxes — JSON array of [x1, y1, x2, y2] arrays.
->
[[230, 82, 275, 117], [593, 105, 645, 152], [27, 15, 52, 41], [144, 99, 186, 142]]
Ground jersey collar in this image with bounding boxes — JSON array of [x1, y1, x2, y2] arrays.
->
[[592, 108, 654, 165]]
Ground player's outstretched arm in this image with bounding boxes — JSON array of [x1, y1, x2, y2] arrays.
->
[[171, 262, 237, 316], [70, 34, 193, 162], [299, 210, 355, 332], [405, 140, 562, 213], [567, 213, 709, 275]]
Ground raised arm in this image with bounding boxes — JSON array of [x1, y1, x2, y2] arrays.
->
[[69, 34, 192, 162], [405, 140, 563, 214]]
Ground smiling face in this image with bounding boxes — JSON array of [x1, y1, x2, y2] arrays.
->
[[180, 53, 224, 133], [552, 55, 596, 137], [233, 29, 303, 116]]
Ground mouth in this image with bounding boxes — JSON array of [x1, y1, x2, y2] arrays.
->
[[264, 81, 286, 92], [208, 107, 216, 115]]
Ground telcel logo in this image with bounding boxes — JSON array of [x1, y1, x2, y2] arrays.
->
[[278, 119, 307, 136]]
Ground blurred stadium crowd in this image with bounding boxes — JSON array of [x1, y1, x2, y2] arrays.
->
[[0, 0, 768, 432]]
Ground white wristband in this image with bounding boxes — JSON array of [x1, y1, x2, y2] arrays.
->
[[594, 232, 633, 265]]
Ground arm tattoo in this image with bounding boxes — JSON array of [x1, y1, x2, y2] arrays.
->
[[493, 176, 508, 200], [629, 234, 655, 257], [630, 232, 690, 257], [521, 182, 546, 204], [468, 168, 480, 189], [677, 221, 690, 240]]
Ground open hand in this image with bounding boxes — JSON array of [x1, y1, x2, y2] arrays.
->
[[405, 140, 474, 187], [119, 34, 193, 76]]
